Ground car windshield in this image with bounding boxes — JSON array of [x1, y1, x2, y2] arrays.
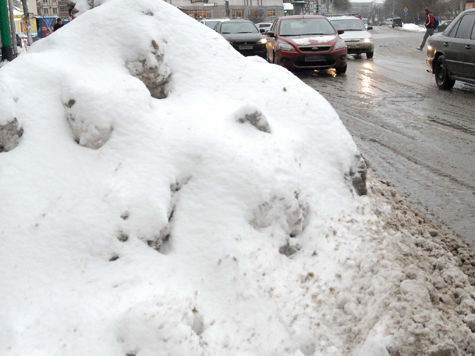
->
[[330, 19, 366, 31], [221, 22, 258, 34], [279, 18, 336, 36]]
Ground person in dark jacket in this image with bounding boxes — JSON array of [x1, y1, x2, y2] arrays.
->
[[53, 18, 63, 32], [417, 8, 435, 50]]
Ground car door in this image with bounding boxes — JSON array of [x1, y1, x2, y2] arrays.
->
[[446, 13, 475, 77], [465, 15, 475, 80]]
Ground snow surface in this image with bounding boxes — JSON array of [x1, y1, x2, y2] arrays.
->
[[1, 1, 474, 355], [291, 35, 337, 45], [400, 24, 426, 33]]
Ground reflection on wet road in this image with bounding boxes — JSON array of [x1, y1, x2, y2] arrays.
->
[[299, 27, 475, 248]]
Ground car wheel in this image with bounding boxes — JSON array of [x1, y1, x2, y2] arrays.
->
[[366, 51, 374, 59], [434, 55, 455, 90], [336, 64, 347, 74]]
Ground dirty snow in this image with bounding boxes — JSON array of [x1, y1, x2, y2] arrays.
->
[[0, 0, 473, 355]]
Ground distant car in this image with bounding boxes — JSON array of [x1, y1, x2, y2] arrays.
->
[[200, 18, 229, 30], [256, 22, 272, 33], [329, 16, 374, 58], [437, 20, 451, 32], [362, 18, 369, 29], [426, 8, 475, 89], [392, 17, 403, 28], [265, 15, 348, 73], [215, 20, 267, 58]]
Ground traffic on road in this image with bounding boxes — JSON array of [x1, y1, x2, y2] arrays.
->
[[199, 12, 475, 247]]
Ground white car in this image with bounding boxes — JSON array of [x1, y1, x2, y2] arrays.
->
[[200, 18, 229, 30], [256, 22, 272, 33], [328, 16, 374, 58]]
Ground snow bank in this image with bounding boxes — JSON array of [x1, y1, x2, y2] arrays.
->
[[1, 0, 473, 355], [400, 23, 426, 32]]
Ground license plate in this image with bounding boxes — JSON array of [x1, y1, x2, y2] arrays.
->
[[239, 45, 254, 50], [305, 54, 325, 62]]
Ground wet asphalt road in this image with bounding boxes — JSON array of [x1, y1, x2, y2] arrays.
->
[[298, 26, 475, 249]]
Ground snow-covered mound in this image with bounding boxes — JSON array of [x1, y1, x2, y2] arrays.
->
[[1, 1, 474, 355], [400, 23, 426, 32]]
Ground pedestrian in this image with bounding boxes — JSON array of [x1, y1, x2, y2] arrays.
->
[[53, 18, 63, 32], [417, 8, 435, 51]]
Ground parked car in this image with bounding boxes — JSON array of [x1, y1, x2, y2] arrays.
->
[[392, 17, 403, 28], [328, 16, 374, 58], [256, 22, 272, 33], [215, 20, 267, 58], [200, 18, 229, 30], [437, 20, 451, 32], [265, 15, 347, 73], [426, 8, 475, 89]]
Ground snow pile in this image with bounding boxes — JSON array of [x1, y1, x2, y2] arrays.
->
[[400, 23, 427, 32], [1, 0, 474, 355]]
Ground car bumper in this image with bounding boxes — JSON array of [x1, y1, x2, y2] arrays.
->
[[276, 48, 347, 70], [345, 42, 373, 54], [231, 43, 267, 58]]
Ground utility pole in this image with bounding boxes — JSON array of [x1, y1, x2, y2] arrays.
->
[[0, 0, 13, 60], [392, 0, 395, 18], [7, 0, 17, 56], [21, 0, 32, 46]]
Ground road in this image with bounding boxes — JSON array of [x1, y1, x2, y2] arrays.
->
[[298, 26, 475, 249]]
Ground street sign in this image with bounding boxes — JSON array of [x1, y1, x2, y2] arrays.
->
[[404, 7, 408, 12], [403, 11, 408, 16]]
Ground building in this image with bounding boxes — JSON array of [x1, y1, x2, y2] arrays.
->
[[467, 1, 475, 10], [36, 0, 59, 17], [168, 0, 284, 22]]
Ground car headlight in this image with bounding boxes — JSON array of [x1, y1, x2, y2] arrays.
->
[[258, 38, 267, 45], [334, 40, 347, 50], [363, 38, 372, 43], [278, 42, 295, 51]]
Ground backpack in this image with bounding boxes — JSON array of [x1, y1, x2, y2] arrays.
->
[[433, 15, 439, 29]]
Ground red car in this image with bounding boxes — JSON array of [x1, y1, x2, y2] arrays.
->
[[266, 15, 348, 73]]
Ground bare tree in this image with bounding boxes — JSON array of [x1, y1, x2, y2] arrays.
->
[[333, 0, 351, 12]]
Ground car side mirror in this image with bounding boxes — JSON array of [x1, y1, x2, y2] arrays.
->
[[260, 28, 265, 33], [367, 26, 373, 30], [338, 29, 344, 35], [267, 31, 275, 37]]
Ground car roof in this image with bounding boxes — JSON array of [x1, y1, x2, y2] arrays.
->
[[279, 15, 326, 20], [226, 19, 253, 23], [328, 16, 360, 20]]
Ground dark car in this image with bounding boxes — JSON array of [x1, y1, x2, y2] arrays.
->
[[265, 15, 348, 73], [392, 17, 403, 28], [437, 20, 451, 32], [426, 9, 475, 89], [215, 20, 267, 58]]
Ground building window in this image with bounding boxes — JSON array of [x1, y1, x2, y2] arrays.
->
[[267, 9, 276, 17], [232, 9, 243, 18], [53, 8, 57, 14], [183, 9, 211, 19], [44, 8, 49, 15]]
